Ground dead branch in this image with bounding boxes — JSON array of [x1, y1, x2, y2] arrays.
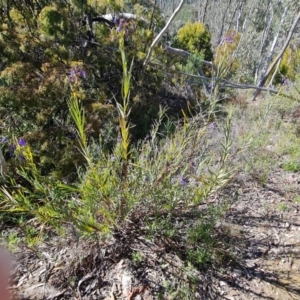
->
[[81, 13, 146, 29], [163, 45, 217, 71], [80, 10, 288, 99], [179, 70, 279, 94], [150, 61, 281, 95], [100, 13, 146, 22], [143, 0, 186, 66]]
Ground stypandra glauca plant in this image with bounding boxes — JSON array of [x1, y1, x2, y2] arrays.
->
[[73, 35, 237, 239], [0, 139, 78, 236], [71, 36, 136, 235], [0, 36, 237, 243]]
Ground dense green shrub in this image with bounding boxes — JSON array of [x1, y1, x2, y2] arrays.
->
[[270, 47, 300, 84], [0, 0, 165, 179], [214, 30, 241, 77], [0, 42, 235, 241], [176, 22, 213, 61]]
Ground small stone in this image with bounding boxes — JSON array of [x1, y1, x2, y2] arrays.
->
[[220, 281, 227, 287], [245, 260, 257, 269], [232, 269, 242, 278]]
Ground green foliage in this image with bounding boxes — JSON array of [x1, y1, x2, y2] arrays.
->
[[0, 0, 165, 179], [0, 111, 235, 239], [282, 161, 300, 172], [293, 196, 300, 203], [176, 22, 213, 61], [132, 250, 143, 263], [278, 203, 288, 211], [38, 6, 66, 37], [0, 149, 78, 233], [186, 218, 215, 266], [271, 47, 300, 84], [215, 30, 241, 77], [0, 47, 235, 241], [1, 231, 20, 252]]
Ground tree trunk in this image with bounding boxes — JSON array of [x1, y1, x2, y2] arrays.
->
[[251, 11, 300, 101]]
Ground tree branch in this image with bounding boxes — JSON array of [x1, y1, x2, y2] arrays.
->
[[143, 0, 186, 66], [81, 11, 291, 100], [163, 45, 217, 71], [178, 70, 279, 94], [81, 13, 146, 29], [150, 61, 282, 95]]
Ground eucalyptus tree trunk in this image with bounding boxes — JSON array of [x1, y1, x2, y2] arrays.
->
[[254, 1, 275, 83], [255, 5, 286, 85], [217, 0, 232, 44], [199, 0, 208, 23], [234, 1, 243, 31], [144, 0, 186, 66], [251, 11, 300, 101]]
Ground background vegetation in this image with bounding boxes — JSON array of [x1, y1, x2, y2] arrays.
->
[[1, 0, 300, 298]]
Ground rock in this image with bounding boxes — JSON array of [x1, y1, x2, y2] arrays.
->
[[245, 260, 257, 269], [232, 269, 243, 278], [220, 280, 227, 287]]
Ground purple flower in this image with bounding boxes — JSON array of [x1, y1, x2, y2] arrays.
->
[[208, 122, 217, 130], [208, 82, 214, 92], [224, 35, 234, 43], [18, 138, 26, 147], [66, 133, 75, 140], [68, 67, 87, 83], [117, 19, 126, 32], [68, 72, 75, 82], [79, 69, 86, 79], [281, 76, 292, 91], [9, 144, 16, 157], [18, 154, 25, 161], [207, 82, 214, 94], [113, 16, 118, 24], [1, 137, 7, 143], [180, 177, 188, 186], [282, 76, 291, 86]]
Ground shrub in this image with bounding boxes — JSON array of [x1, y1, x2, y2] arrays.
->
[[214, 30, 241, 77], [0, 0, 165, 179], [177, 22, 213, 61], [270, 47, 300, 85], [38, 6, 66, 37], [0, 43, 236, 242]]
